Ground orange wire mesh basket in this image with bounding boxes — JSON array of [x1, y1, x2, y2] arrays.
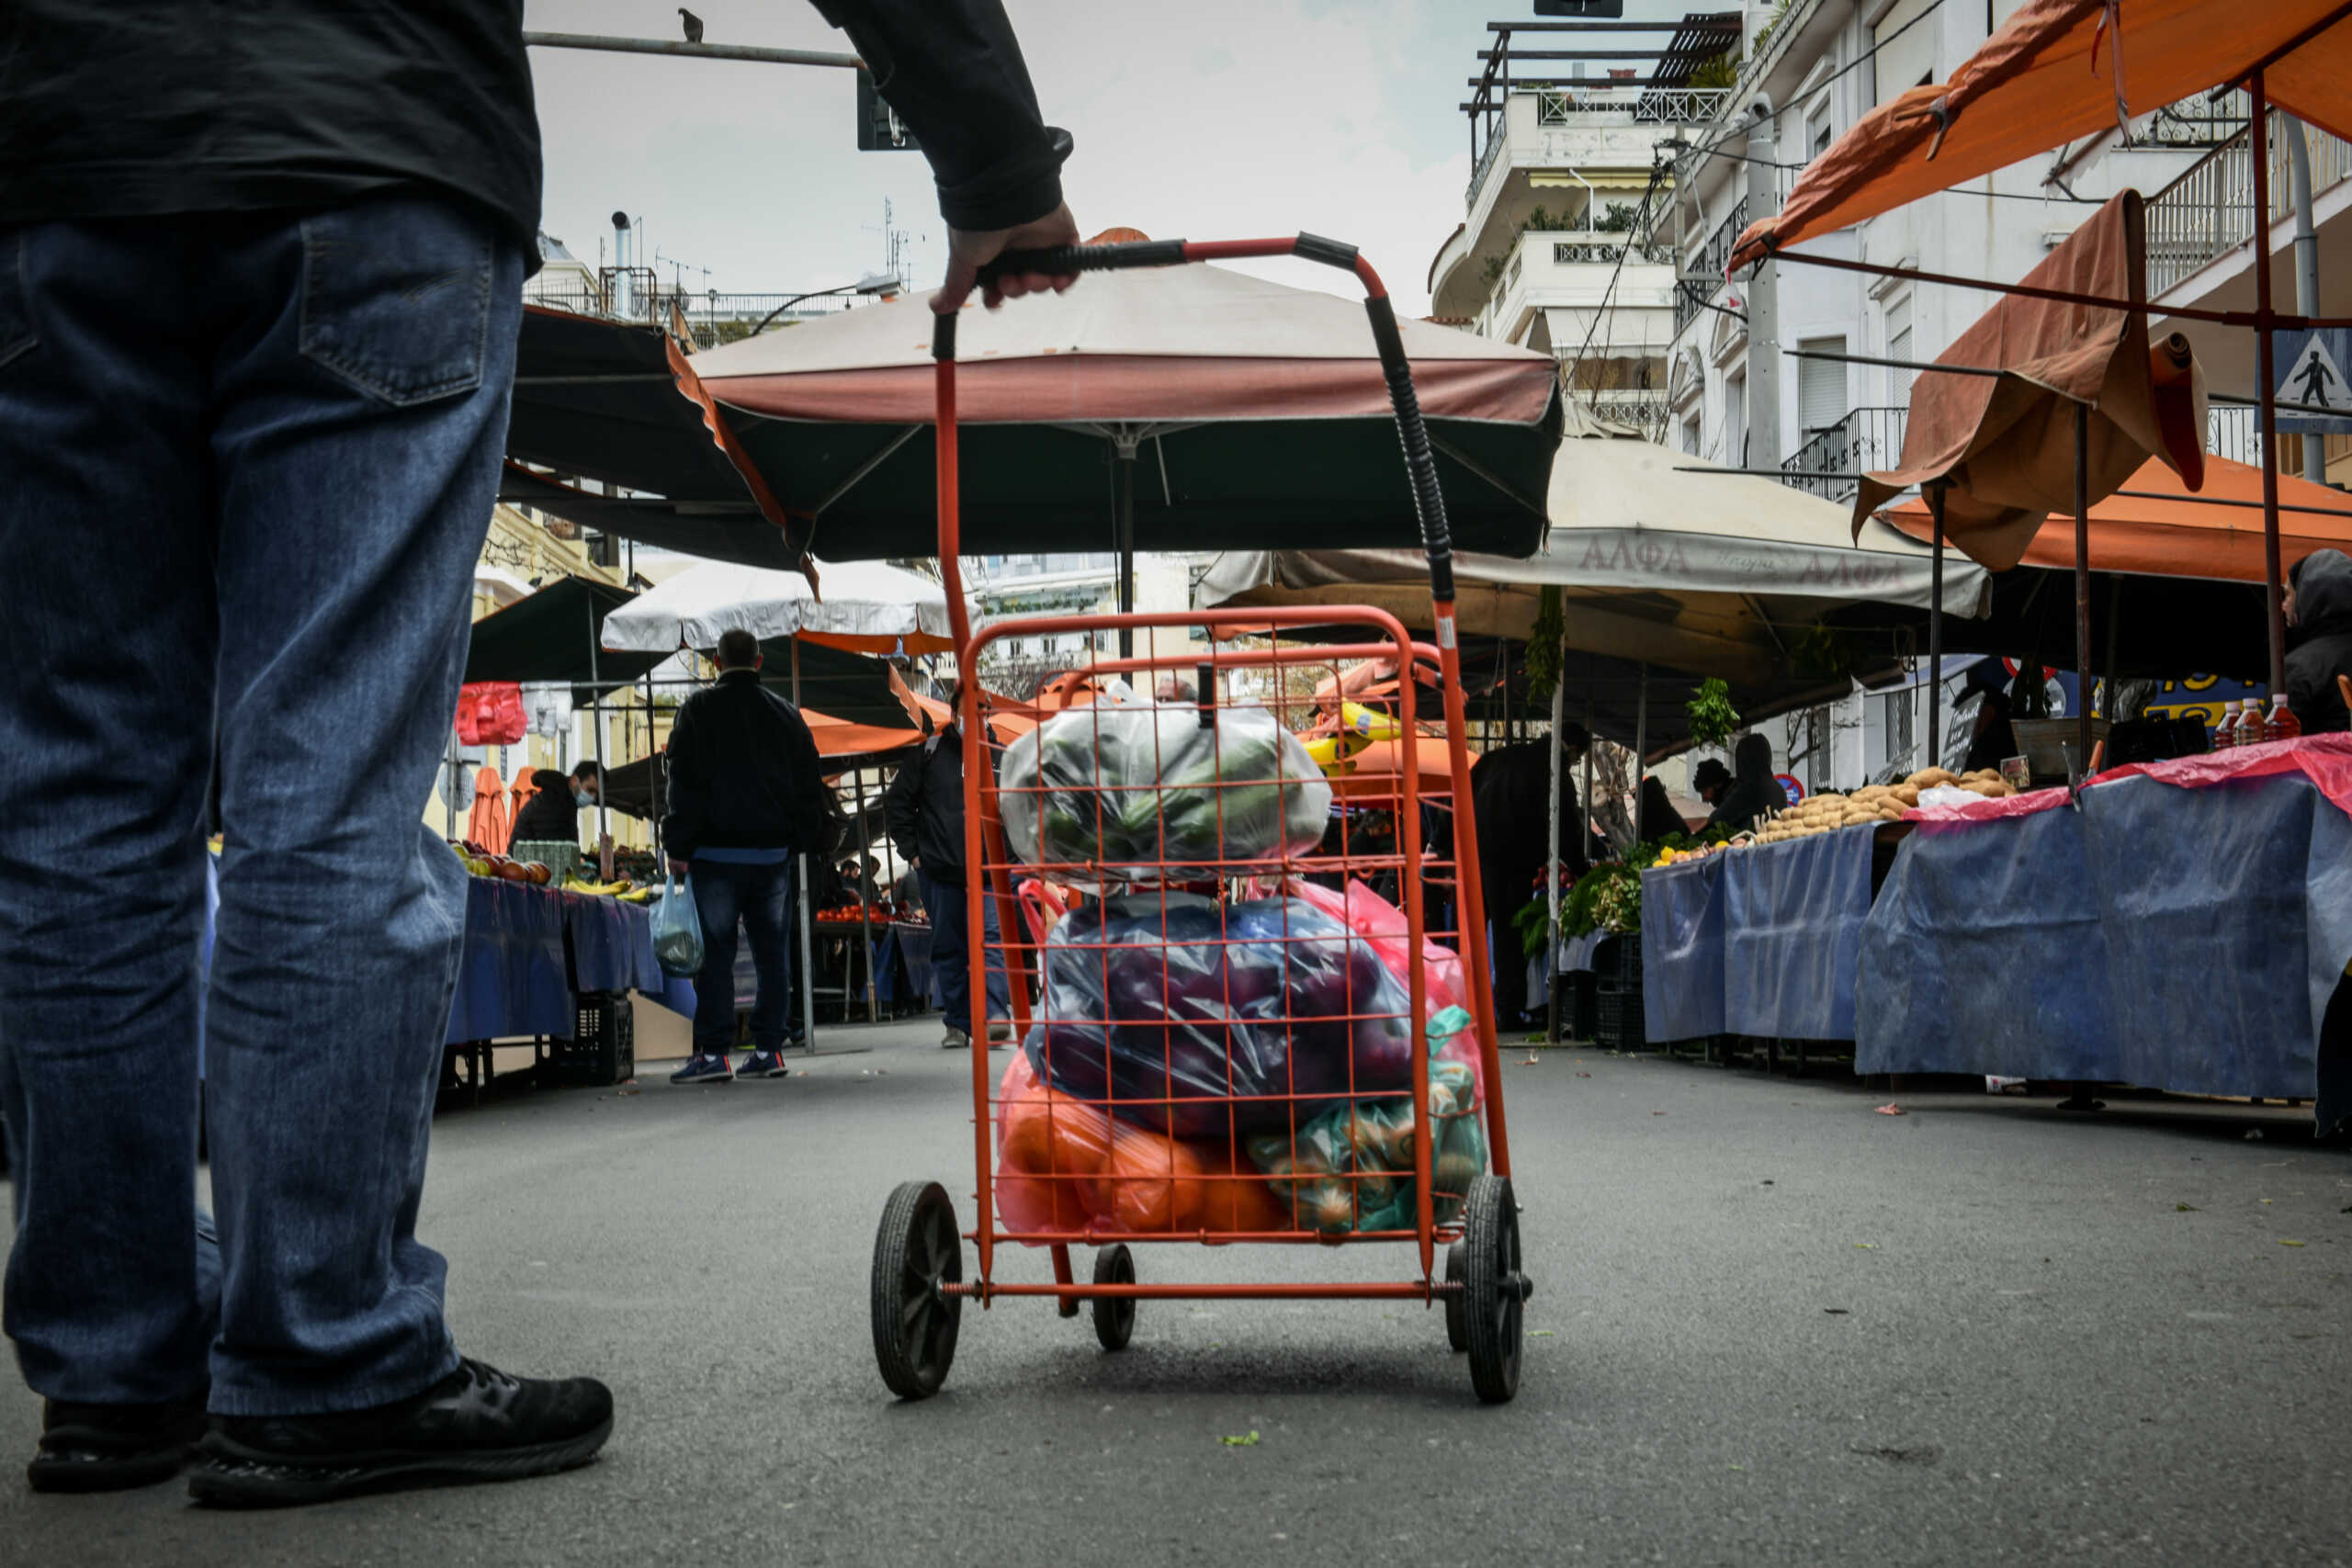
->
[[869, 237, 1532, 1404]]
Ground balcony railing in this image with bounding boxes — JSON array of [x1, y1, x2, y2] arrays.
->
[[1572, 388, 1671, 442], [1780, 407, 1909, 500], [2147, 110, 2352, 297], [1673, 196, 1748, 337], [520, 280, 861, 348], [1533, 84, 1734, 127]]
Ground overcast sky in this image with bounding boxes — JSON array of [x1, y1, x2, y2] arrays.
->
[[523, 0, 1691, 316]]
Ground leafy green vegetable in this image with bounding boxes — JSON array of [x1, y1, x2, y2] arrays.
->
[[1686, 678, 1741, 750]]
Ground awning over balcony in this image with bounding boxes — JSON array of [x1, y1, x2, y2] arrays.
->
[[1729, 0, 2352, 272]]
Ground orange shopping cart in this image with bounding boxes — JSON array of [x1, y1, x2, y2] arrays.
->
[[868, 236, 1531, 1404]]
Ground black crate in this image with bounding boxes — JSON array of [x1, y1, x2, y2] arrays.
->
[[1594, 933, 1644, 988], [1596, 984, 1645, 1050], [553, 992, 636, 1087], [1558, 969, 1599, 1041]]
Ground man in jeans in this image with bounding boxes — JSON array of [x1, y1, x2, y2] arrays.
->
[[0, 0, 1077, 1504], [886, 688, 1013, 1048], [662, 630, 827, 1084]]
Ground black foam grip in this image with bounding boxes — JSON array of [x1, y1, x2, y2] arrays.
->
[[975, 239, 1189, 288], [1294, 231, 1360, 272], [932, 310, 956, 362], [1363, 296, 1454, 602]]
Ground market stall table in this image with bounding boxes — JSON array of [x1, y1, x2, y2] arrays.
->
[[1859, 739, 2352, 1133]]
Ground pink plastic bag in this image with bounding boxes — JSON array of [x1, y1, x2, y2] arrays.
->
[[1285, 878, 1485, 1104]]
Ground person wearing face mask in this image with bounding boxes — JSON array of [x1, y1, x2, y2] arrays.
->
[[510, 761, 604, 849]]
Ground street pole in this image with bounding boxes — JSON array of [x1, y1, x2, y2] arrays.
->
[[1544, 637, 1565, 1047], [854, 767, 879, 1024], [792, 637, 818, 1052], [1114, 435, 1138, 660], [2251, 74, 2290, 703], [587, 601, 611, 881], [1744, 92, 1781, 472], [2285, 113, 2327, 483]]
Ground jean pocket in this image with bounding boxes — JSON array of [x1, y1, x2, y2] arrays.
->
[[0, 231, 35, 371], [300, 196, 492, 407]]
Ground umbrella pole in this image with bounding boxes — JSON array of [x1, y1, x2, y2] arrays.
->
[[793, 636, 817, 1052], [1927, 484, 1947, 772], [1581, 693, 1595, 868], [646, 670, 662, 861], [588, 605, 611, 881], [2103, 578, 2121, 717], [2074, 401, 2093, 786], [1544, 643, 1565, 1047], [2250, 71, 2290, 702], [854, 766, 878, 1024], [1115, 438, 1137, 660]]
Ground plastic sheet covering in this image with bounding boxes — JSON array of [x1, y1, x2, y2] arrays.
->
[[1906, 735, 2352, 825], [1025, 893, 1415, 1138], [1247, 1047, 1487, 1236], [1860, 768, 2352, 1125], [1285, 877, 1485, 1104], [446, 878, 572, 1043], [1724, 823, 1877, 1041], [993, 1052, 1289, 1239], [1639, 852, 1728, 1043], [997, 690, 1332, 889]]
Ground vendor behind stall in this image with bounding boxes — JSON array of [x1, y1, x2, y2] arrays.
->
[[1705, 733, 1781, 833], [511, 760, 600, 847]]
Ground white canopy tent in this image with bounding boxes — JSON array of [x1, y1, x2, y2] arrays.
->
[[600, 558, 956, 657]]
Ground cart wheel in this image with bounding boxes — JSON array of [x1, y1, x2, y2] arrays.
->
[[1443, 1240, 1468, 1353], [1091, 1244, 1136, 1351], [870, 1181, 962, 1400], [1462, 1175, 1528, 1404]]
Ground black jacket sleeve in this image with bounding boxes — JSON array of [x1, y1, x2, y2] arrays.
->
[[779, 704, 830, 854], [809, 0, 1070, 231], [662, 695, 708, 860], [883, 747, 924, 864]]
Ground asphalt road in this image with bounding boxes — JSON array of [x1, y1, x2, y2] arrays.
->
[[6, 1025, 2351, 1567]]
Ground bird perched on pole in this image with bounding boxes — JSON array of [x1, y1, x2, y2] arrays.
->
[[679, 8, 704, 43]]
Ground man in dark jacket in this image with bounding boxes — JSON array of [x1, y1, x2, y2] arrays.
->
[[511, 761, 601, 850], [663, 630, 827, 1085], [1706, 733, 1784, 833], [885, 689, 1011, 1048], [2287, 548, 2352, 735], [0, 0, 1081, 1501], [1469, 734, 1596, 1030]]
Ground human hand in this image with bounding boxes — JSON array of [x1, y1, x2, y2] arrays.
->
[[933, 202, 1081, 313]]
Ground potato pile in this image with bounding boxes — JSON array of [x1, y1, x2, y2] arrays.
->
[[1747, 766, 2016, 847], [1905, 765, 2018, 800]]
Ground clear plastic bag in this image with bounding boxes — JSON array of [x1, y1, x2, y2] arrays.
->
[[1245, 1047, 1487, 1235], [651, 870, 705, 978], [997, 688, 1332, 889], [1284, 877, 1487, 1106], [1025, 892, 1415, 1139]]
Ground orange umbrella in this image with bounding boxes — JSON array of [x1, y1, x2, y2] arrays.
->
[[1881, 453, 2352, 579], [1728, 1, 2352, 270]]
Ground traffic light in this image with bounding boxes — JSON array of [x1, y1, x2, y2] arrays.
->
[[855, 67, 918, 152], [1533, 1, 1624, 14]]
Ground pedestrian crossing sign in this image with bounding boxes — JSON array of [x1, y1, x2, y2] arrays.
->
[[2274, 328, 2352, 434]]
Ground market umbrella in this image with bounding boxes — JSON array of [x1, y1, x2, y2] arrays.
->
[[600, 558, 956, 656], [680, 243, 1566, 592], [462, 575, 660, 692], [1726, 0, 2352, 709], [1199, 416, 1988, 688]]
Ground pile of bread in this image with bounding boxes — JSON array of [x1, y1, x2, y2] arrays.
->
[[1747, 767, 2017, 846]]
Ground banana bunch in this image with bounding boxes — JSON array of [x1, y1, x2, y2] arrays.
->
[[560, 876, 635, 897]]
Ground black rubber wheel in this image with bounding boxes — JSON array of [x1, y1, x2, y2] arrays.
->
[[1091, 1244, 1136, 1351], [1443, 1240, 1468, 1353], [1462, 1175, 1526, 1404], [870, 1181, 962, 1399]]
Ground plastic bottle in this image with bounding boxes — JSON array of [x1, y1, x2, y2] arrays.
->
[[2212, 702, 2239, 750], [2269, 694, 2301, 741], [2239, 696, 2268, 748]]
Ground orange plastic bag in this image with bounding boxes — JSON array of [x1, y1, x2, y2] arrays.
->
[[995, 1053, 1287, 1239]]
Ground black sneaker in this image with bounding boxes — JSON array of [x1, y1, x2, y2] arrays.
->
[[739, 1050, 791, 1078], [187, 1358, 612, 1508], [28, 1394, 208, 1493]]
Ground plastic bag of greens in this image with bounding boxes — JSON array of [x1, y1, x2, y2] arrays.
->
[[1246, 1038, 1487, 1235], [1025, 892, 1414, 1139], [997, 688, 1332, 888], [650, 870, 705, 978]]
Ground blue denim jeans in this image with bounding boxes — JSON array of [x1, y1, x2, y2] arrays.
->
[[689, 858, 798, 1055], [0, 197, 523, 1415], [921, 874, 1011, 1037]]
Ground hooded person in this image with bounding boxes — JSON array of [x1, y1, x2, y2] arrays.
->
[[1470, 731, 1596, 1028], [1637, 774, 1685, 842], [2287, 548, 2352, 735], [1705, 733, 1782, 833]]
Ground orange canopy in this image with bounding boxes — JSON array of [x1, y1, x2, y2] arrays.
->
[[1731, 0, 2352, 272], [1879, 453, 2352, 579]]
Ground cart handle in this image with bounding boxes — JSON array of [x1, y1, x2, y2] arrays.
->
[[954, 233, 1457, 604]]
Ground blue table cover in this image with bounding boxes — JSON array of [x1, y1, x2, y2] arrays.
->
[[447, 877, 573, 1043], [1723, 823, 1877, 1041], [1641, 852, 1728, 1043], [1859, 768, 2352, 1124]]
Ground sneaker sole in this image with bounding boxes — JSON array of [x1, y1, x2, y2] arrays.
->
[[186, 1416, 613, 1508], [28, 1446, 194, 1494]]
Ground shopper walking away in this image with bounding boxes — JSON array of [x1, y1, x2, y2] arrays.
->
[[0, 0, 1078, 1504], [2287, 548, 2352, 735], [662, 630, 826, 1083], [511, 761, 603, 848], [1469, 733, 1594, 1030], [885, 686, 1012, 1047]]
